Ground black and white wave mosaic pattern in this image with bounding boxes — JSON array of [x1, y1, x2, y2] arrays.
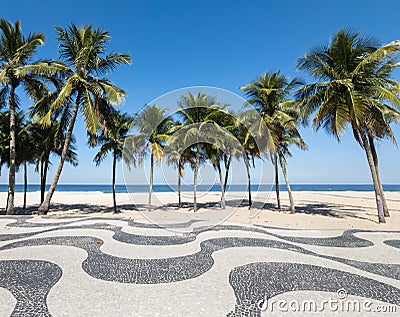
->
[[0, 216, 399, 316]]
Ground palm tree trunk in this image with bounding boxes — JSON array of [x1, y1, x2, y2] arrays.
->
[[40, 160, 44, 204], [193, 143, 201, 212], [243, 152, 252, 208], [368, 133, 389, 217], [360, 132, 385, 223], [217, 162, 225, 209], [41, 151, 50, 204], [279, 153, 295, 213], [178, 159, 182, 208], [112, 149, 118, 213], [223, 155, 231, 192], [274, 153, 281, 210], [6, 85, 17, 215], [38, 93, 82, 215], [23, 161, 27, 210], [148, 151, 154, 210]]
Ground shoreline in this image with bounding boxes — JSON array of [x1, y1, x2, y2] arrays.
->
[[2, 184, 400, 194]]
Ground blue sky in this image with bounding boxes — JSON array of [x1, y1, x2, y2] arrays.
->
[[1, 0, 400, 185]]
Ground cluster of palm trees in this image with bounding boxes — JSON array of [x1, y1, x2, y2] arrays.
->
[[0, 19, 131, 215], [130, 89, 304, 213], [0, 110, 78, 210], [1, 18, 399, 223]]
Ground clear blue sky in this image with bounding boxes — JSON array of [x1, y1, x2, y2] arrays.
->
[[1, 0, 400, 185]]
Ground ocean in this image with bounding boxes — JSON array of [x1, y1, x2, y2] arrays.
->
[[1, 184, 400, 193]]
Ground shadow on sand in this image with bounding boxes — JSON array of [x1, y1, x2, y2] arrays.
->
[[290, 203, 377, 222], [0, 199, 378, 223]]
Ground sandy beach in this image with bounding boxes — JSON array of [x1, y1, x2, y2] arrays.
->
[[2, 190, 399, 230]]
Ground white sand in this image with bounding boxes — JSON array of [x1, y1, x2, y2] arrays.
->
[[1, 190, 399, 230]]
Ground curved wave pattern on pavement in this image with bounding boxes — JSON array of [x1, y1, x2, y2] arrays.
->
[[227, 262, 400, 316], [0, 218, 399, 316], [1, 233, 399, 283], [2, 216, 385, 248]]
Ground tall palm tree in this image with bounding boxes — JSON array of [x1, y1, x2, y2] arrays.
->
[[216, 111, 239, 200], [165, 131, 195, 208], [234, 110, 264, 208], [37, 23, 131, 214], [31, 87, 78, 204], [0, 111, 43, 211], [18, 120, 37, 210], [0, 19, 55, 215], [0, 111, 30, 210], [89, 112, 135, 213], [297, 29, 400, 223], [266, 103, 308, 213], [132, 104, 171, 209], [203, 143, 227, 208], [175, 92, 228, 212], [201, 108, 241, 209], [241, 71, 304, 211]]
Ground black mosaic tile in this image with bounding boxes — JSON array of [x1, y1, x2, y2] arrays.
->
[[194, 225, 375, 248], [0, 260, 62, 316], [5, 216, 123, 228], [127, 219, 203, 229], [111, 227, 197, 245], [266, 229, 374, 248], [384, 240, 400, 250]]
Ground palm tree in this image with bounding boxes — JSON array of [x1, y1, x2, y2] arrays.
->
[[0, 19, 55, 215], [241, 71, 304, 211], [29, 122, 78, 204], [37, 23, 131, 214], [18, 120, 37, 210], [201, 108, 241, 209], [1, 111, 26, 210], [31, 87, 78, 204], [203, 143, 227, 208], [89, 112, 135, 213], [165, 133, 195, 208], [234, 110, 264, 208], [297, 29, 400, 223], [266, 104, 308, 213], [175, 92, 228, 212], [0, 111, 39, 211], [132, 104, 171, 209], [216, 111, 239, 202]]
